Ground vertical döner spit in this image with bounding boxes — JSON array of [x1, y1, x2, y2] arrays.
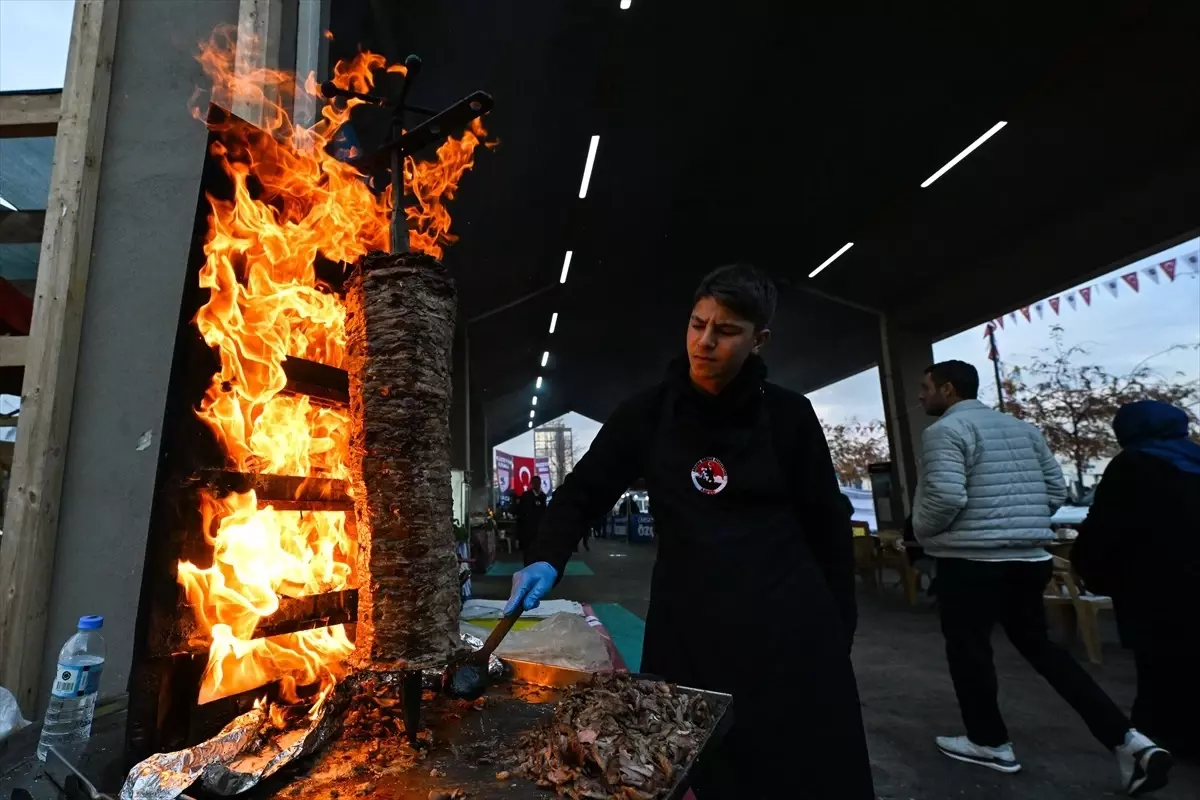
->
[[346, 251, 462, 670]]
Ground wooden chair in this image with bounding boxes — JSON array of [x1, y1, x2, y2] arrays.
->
[[1043, 557, 1113, 665], [851, 528, 880, 590], [876, 529, 920, 606]]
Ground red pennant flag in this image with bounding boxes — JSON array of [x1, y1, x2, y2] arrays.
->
[[982, 324, 993, 338], [1161, 258, 1177, 282], [995, 316, 1005, 329], [1080, 286, 1093, 306], [1048, 296, 1061, 315], [1020, 306, 1032, 322], [1122, 272, 1140, 292]]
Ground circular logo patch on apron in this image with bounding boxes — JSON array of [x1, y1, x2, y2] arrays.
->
[[691, 457, 728, 495]]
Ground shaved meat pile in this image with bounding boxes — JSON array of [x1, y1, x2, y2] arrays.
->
[[515, 673, 716, 799]]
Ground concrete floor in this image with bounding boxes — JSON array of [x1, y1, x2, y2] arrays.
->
[[472, 537, 1200, 799]]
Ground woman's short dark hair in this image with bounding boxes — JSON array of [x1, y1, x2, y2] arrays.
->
[[694, 264, 778, 331], [926, 360, 980, 400]]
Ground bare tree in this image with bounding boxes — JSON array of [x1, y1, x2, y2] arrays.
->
[[822, 418, 890, 488], [1002, 326, 1200, 495]]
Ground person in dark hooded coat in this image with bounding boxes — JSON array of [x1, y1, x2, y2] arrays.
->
[[1072, 399, 1200, 760], [503, 264, 874, 799]]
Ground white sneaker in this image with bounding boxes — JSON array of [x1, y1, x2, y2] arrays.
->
[[935, 735, 1021, 773], [1116, 730, 1172, 796]]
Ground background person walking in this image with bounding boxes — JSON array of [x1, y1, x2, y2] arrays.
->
[[912, 360, 1172, 797], [1072, 400, 1200, 762]]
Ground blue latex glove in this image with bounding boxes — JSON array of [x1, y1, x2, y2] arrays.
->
[[503, 562, 558, 615]]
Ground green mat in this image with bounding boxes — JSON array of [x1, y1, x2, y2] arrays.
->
[[486, 561, 594, 577], [590, 603, 645, 672]]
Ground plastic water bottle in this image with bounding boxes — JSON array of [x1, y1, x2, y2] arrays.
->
[[36, 615, 105, 761]]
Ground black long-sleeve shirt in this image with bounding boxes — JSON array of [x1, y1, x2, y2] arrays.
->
[[514, 490, 546, 550], [1072, 449, 1200, 647], [528, 356, 858, 640]]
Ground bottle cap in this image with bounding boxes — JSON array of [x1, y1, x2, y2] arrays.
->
[[78, 615, 104, 630]]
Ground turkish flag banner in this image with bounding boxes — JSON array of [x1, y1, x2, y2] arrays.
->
[[511, 455, 537, 496]]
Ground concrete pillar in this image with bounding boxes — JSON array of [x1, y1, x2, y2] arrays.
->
[[877, 315, 934, 525], [37, 0, 241, 713]]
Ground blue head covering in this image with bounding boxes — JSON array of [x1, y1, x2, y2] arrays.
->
[[1112, 400, 1200, 475]]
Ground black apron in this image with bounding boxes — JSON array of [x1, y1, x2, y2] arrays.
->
[[641, 384, 874, 798]]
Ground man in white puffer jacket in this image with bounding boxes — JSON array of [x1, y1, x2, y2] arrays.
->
[[913, 360, 1172, 797]]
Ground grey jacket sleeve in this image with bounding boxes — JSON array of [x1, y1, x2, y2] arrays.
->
[[913, 422, 968, 540], [1034, 431, 1068, 511]]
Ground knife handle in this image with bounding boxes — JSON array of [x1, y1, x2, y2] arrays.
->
[[478, 605, 523, 660]]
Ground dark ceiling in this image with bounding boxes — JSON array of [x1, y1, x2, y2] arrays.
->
[[329, 0, 1200, 446]]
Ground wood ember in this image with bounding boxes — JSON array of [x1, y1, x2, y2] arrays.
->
[[346, 250, 462, 669], [514, 673, 715, 799]]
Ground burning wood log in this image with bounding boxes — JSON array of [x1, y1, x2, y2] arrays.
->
[[346, 250, 463, 670]]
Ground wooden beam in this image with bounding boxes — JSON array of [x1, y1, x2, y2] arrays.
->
[[0, 0, 120, 712], [0, 91, 62, 139], [0, 211, 47, 244], [0, 336, 28, 367]]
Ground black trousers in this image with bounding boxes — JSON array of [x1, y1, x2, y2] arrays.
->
[[1134, 643, 1199, 758], [937, 558, 1130, 750]]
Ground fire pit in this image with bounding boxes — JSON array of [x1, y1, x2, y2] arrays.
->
[[2, 667, 731, 800], [120, 29, 497, 765]]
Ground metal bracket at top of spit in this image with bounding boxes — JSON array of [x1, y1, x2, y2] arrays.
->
[[320, 55, 494, 255]]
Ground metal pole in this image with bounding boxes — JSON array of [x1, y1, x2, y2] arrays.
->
[[390, 147, 407, 253], [464, 328, 471, 486], [389, 55, 421, 254], [483, 410, 491, 500], [988, 325, 1005, 412]]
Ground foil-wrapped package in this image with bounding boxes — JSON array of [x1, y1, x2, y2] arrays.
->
[[461, 629, 505, 677], [199, 700, 341, 796], [422, 629, 504, 688], [119, 706, 266, 800], [119, 633, 495, 799]]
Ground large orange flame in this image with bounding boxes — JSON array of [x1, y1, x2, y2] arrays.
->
[[178, 28, 489, 704]]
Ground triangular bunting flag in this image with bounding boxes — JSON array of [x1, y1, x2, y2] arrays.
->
[[1034, 302, 1045, 319], [1080, 287, 1092, 306], [1009, 312, 1018, 324], [1020, 306, 1032, 322], [1185, 252, 1199, 273], [1142, 266, 1161, 285], [1121, 272, 1140, 292], [1161, 258, 1177, 282], [1066, 293, 1078, 311], [1104, 278, 1120, 298], [1048, 296, 1061, 315], [987, 342, 998, 361], [995, 316, 1005, 329]]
